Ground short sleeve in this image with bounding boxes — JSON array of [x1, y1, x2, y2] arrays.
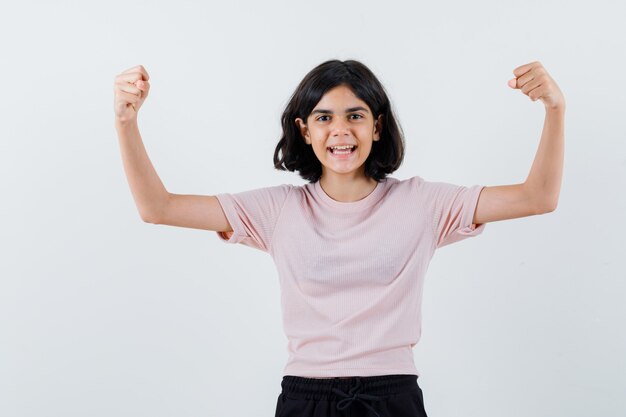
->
[[214, 184, 293, 253], [420, 179, 487, 249]]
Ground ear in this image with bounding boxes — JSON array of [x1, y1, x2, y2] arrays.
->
[[373, 114, 383, 141], [295, 117, 311, 145]]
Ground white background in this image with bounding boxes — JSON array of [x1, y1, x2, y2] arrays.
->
[[1, 1, 625, 416]]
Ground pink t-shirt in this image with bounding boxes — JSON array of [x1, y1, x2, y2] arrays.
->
[[215, 175, 486, 377]]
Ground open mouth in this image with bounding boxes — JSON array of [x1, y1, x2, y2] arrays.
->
[[327, 145, 357, 155]]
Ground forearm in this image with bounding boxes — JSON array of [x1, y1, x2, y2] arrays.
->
[[524, 107, 565, 212], [115, 119, 169, 221]]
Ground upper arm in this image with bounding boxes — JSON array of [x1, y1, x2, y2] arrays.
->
[[473, 183, 550, 225], [146, 192, 233, 233]]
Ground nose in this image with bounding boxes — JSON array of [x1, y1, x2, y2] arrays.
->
[[330, 119, 351, 136]]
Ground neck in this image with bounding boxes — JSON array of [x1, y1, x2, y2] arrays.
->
[[319, 172, 378, 203]]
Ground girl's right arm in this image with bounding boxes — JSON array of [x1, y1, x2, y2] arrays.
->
[[113, 65, 232, 232]]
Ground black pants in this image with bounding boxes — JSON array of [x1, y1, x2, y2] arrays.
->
[[275, 374, 428, 417]]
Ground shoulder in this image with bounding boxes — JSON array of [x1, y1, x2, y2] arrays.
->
[[387, 175, 455, 202], [384, 175, 424, 193], [238, 183, 295, 197]]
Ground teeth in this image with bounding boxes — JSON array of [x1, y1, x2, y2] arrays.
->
[[330, 145, 355, 150]]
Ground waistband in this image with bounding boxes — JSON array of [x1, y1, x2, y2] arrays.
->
[[281, 374, 419, 417]]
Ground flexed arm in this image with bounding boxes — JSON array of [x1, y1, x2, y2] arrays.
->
[[509, 61, 565, 213], [472, 61, 565, 225], [113, 65, 232, 232], [113, 65, 168, 222]]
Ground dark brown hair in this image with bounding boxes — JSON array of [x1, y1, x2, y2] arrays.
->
[[273, 59, 405, 183]]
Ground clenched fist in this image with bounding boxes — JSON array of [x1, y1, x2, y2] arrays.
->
[[113, 65, 151, 123], [507, 61, 565, 111]]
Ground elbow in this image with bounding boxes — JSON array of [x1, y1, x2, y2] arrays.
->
[[537, 199, 558, 214], [141, 213, 156, 224], [140, 196, 169, 224], [140, 209, 161, 224]]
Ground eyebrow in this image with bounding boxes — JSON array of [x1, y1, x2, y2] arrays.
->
[[311, 106, 370, 115]]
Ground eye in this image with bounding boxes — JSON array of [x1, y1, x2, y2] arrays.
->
[[317, 115, 330, 121], [350, 114, 364, 120]]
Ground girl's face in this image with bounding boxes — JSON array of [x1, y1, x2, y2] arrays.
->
[[295, 85, 383, 180]]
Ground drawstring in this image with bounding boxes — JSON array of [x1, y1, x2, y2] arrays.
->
[[331, 377, 384, 417]]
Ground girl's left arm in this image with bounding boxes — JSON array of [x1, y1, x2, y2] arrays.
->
[[473, 61, 565, 225]]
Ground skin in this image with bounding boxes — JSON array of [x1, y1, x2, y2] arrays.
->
[[295, 85, 384, 203], [507, 60, 565, 111], [112, 63, 566, 382]]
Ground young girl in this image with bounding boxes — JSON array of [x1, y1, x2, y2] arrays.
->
[[113, 59, 565, 417]]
